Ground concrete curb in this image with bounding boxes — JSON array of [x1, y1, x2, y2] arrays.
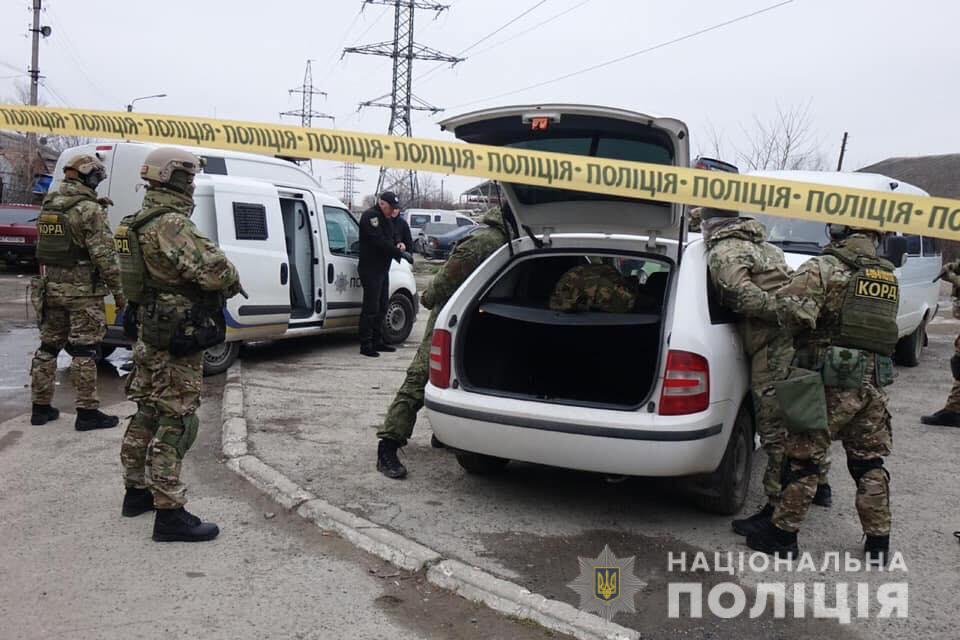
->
[[220, 361, 639, 640]]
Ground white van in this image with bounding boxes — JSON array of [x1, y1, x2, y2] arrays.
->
[[747, 170, 941, 366], [402, 208, 476, 253], [51, 142, 418, 374]]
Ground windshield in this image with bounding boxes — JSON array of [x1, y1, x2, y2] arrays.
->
[[0, 207, 38, 224], [751, 213, 828, 251]]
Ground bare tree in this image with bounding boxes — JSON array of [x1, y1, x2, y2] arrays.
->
[[697, 103, 827, 172]]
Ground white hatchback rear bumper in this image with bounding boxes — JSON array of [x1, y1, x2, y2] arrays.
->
[[425, 389, 732, 477]]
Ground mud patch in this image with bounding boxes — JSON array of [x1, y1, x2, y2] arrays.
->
[[480, 529, 861, 640], [0, 429, 23, 452]]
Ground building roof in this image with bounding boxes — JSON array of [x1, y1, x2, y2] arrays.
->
[[858, 154, 960, 199]]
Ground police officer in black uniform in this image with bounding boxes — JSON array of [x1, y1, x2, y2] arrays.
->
[[358, 192, 405, 358]]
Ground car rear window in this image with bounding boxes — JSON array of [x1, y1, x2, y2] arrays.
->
[[0, 207, 38, 224], [505, 135, 673, 206], [423, 223, 457, 236]]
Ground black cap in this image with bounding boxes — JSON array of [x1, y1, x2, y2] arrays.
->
[[379, 191, 400, 208]]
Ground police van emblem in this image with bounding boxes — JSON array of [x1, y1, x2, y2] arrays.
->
[[567, 544, 645, 621], [335, 272, 349, 294]]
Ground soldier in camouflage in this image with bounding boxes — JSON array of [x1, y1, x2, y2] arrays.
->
[[29, 154, 127, 431], [376, 206, 509, 479], [921, 260, 960, 427], [747, 225, 898, 565], [549, 262, 640, 313], [118, 147, 241, 542], [702, 208, 832, 538]]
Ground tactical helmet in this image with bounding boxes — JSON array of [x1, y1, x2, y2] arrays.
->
[[140, 147, 203, 194], [827, 224, 882, 241], [700, 206, 739, 220], [63, 154, 106, 188]]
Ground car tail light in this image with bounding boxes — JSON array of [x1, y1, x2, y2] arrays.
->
[[95, 145, 113, 151], [659, 350, 710, 415], [429, 329, 452, 389]]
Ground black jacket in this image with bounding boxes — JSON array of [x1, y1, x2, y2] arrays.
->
[[358, 205, 401, 274], [393, 215, 413, 252]]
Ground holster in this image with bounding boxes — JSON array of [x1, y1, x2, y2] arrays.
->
[[168, 304, 226, 357]]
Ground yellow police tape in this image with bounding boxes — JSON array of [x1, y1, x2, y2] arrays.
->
[[2, 103, 959, 241]]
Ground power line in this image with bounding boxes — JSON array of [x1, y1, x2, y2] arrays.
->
[[468, 0, 591, 58], [45, 1, 121, 105], [411, 0, 550, 85], [433, 0, 795, 116]]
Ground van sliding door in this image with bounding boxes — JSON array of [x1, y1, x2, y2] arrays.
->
[[212, 177, 291, 339]]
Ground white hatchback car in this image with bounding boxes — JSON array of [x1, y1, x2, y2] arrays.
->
[[422, 105, 919, 514], [424, 104, 757, 514]]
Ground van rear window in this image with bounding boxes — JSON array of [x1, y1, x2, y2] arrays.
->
[[410, 214, 430, 228]]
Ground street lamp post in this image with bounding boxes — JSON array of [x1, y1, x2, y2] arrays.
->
[[126, 94, 167, 112]]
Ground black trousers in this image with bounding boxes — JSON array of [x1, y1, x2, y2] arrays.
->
[[359, 267, 390, 346]]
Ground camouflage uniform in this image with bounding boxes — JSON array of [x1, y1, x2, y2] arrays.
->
[[932, 261, 960, 413], [120, 187, 240, 509], [377, 208, 508, 445], [30, 178, 124, 409], [771, 235, 894, 537], [703, 217, 830, 503], [548, 263, 639, 313]]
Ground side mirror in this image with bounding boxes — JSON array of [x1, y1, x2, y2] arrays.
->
[[884, 236, 909, 268]]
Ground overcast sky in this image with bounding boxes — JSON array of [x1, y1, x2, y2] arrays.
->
[[1, 0, 958, 204]]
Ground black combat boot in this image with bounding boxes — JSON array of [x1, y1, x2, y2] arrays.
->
[[746, 519, 799, 558], [813, 483, 833, 507], [374, 342, 397, 353], [75, 408, 120, 431], [864, 534, 890, 567], [731, 503, 774, 537], [121, 487, 155, 517], [152, 507, 220, 542], [377, 438, 408, 479], [30, 403, 60, 426], [360, 343, 380, 358], [920, 409, 960, 427]]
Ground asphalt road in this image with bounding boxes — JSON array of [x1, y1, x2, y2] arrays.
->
[[239, 283, 960, 639], [0, 268, 561, 640]]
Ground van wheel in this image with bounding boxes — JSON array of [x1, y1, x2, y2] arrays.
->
[[203, 341, 240, 376], [455, 451, 509, 475], [691, 405, 753, 515], [382, 293, 414, 344], [894, 317, 925, 367]]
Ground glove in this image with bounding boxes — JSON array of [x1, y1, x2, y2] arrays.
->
[[121, 303, 139, 340], [400, 251, 414, 265], [97, 197, 115, 207], [421, 287, 435, 310]]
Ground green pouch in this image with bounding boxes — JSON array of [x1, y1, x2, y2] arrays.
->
[[140, 301, 180, 351], [875, 356, 895, 387], [821, 346, 866, 390], [773, 368, 828, 432], [158, 414, 199, 457]]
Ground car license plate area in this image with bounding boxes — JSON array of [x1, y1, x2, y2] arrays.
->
[[0, 236, 26, 243]]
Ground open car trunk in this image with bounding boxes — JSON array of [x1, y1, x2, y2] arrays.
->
[[458, 254, 670, 409]]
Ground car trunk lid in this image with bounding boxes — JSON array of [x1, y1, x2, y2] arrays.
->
[[439, 104, 689, 259]]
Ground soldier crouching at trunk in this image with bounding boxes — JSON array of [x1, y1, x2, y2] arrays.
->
[[116, 148, 242, 542], [30, 154, 127, 431]]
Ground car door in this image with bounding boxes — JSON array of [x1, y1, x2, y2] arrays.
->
[[210, 176, 291, 339], [320, 204, 364, 325]]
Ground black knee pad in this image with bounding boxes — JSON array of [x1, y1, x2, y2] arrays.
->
[[781, 457, 821, 486], [951, 354, 960, 381], [847, 456, 885, 485], [39, 342, 61, 357], [65, 342, 98, 358]]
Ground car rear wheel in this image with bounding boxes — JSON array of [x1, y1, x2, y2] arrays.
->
[[691, 404, 753, 515], [382, 293, 415, 344], [455, 451, 510, 475], [203, 341, 240, 376], [894, 316, 926, 367]]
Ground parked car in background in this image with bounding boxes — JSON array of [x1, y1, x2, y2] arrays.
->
[[402, 209, 476, 253], [0, 203, 39, 267], [421, 222, 479, 260]]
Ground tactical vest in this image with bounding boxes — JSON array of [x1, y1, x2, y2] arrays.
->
[[822, 245, 899, 356], [35, 194, 92, 267], [115, 207, 203, 305]]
